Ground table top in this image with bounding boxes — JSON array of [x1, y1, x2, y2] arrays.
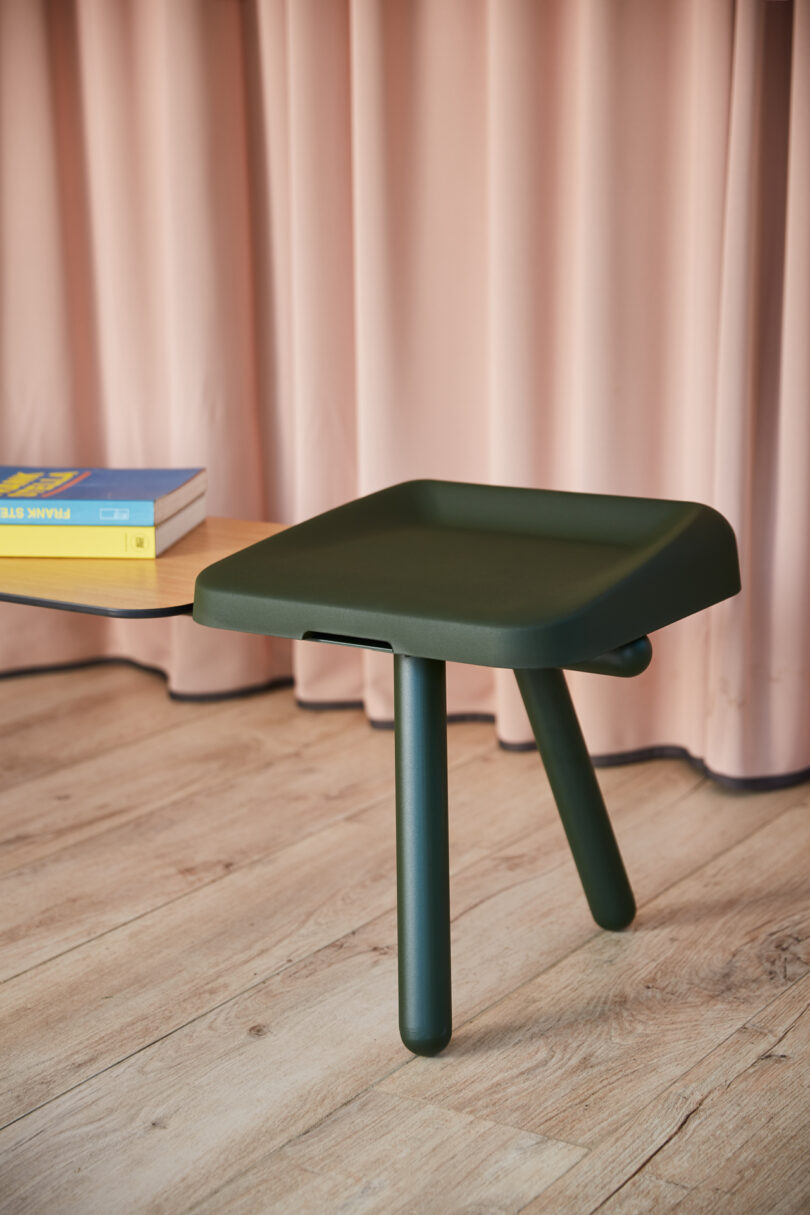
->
[[0, 517, 285, 617]]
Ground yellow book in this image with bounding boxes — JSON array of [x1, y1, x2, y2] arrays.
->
[[0, 497, 206, 558]]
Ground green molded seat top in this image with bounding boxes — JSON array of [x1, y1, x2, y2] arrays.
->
[[193, 480, 740, 669]]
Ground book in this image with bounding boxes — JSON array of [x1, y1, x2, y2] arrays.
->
[[0, 467, 206, 526], [0, 496, 206, 558]]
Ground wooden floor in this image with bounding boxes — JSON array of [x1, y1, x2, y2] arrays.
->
[[0, 663, 808, 1214]]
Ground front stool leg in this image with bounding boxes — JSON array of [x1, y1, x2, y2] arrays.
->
[[515, 667, 636, 931], [394, 654, 452, 1055]]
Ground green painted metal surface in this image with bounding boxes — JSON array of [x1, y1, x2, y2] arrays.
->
[[394, 655, 452, 1056], [516, 666, 636, 931], [193, 480, 740, 669], [566, 635, 653, 678]]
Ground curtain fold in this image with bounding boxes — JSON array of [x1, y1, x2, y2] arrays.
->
[[0, 0, 806, 781]]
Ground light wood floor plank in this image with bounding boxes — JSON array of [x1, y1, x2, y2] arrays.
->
[[0, 664, 247, 800], [189, 1090, 585, 1215], [0, 665, 209, 794], [0, 815, 397, 1126], [0, 920, 406, 1214], [0, 664, 127, 731], [0, 684, 354, 876], [0, 711, 395, 980], [0, 699, 500, 983]]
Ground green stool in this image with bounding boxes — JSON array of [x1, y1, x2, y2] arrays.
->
[[193, 480, 740, 1056]]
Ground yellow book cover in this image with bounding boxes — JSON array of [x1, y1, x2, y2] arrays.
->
[[0, 526, 157, 558]]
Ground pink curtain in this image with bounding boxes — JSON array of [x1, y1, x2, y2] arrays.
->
[[0, 0, 807, 783]]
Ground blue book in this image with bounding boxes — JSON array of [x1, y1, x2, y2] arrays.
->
[[0, 467, 206, 526]]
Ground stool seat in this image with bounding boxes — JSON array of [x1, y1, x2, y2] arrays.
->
[[193, 480, 740, 668]]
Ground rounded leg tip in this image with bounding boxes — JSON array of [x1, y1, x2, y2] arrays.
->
[[594, 898, 636, 932], [401, 1026, 452, 1057]]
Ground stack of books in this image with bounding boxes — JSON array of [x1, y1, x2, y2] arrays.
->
[[0, 467, 207, 558]]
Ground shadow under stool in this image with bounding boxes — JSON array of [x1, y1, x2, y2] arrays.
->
[[193, 480, 741, 1056]]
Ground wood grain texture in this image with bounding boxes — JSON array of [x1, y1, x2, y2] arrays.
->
[[520, 974, 810, 1214], [648, 978, 810, 1211], [0, 664, 223, 793], [381, 799, 810, 1146], [190, 1090, 585, 1215], [0, 677, 359, 878], [596, 1173, 689, 1214], [0, 664, 807, 1214], [0, 705, 388, 977], [0, 674, 778, 1127], [0, 517, 283, 614]]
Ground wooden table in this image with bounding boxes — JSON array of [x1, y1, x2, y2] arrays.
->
[[0, 518, 284, 618]]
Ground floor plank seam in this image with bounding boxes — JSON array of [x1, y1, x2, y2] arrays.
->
[[515, 985, 807, 1213], [0, 778, 408, 986], [0, 949, 314, 1136], [0, 723, 494, 925], [447, 772, 707, 933], [0, 721, 355, 876], [0, 897, 431, 1131], [366, 1084, 587, 1152], [0, 735, 558, 991], [514, 1149, 588, 1215], [589, 1097, 709, 1212], [0, 718, 707, 977], [444, 770, 708, 893], [747, 996, 809, 1043], [0, 856, 593, 1136], [178, 1058, 421, 1215], [752, 1005, 808, 1052]]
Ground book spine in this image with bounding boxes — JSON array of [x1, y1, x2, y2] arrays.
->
[[0, 526, 157, 559], [0, 501, 156, 526]]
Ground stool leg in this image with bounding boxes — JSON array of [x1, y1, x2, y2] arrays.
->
[[514, 667, 636, 931], [394, 653, 452, 1056]]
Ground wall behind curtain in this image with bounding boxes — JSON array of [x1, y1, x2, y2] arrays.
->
[[0, 0, 807, 783]]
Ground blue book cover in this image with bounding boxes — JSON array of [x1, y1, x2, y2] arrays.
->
[[0, 467, 206, 526]]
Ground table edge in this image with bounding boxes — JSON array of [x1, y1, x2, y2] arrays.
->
[[0, 589, 193, 618]]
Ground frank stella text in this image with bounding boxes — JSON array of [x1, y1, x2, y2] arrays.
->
[[0, 506, 72, 520]]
